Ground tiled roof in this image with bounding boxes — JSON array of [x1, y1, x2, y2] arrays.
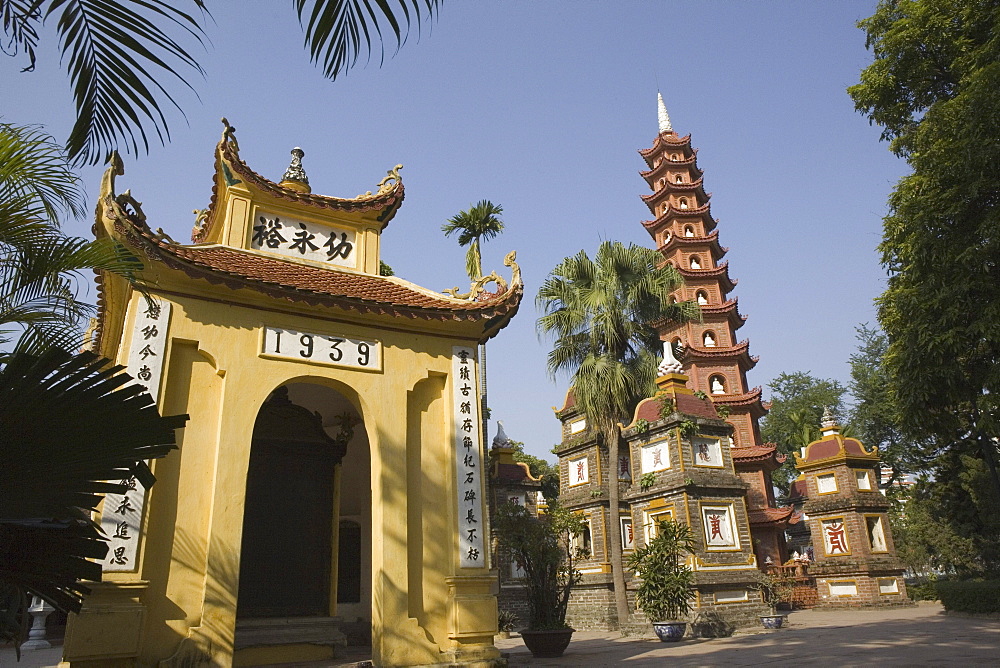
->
[[638, 149, 700, 180], [748, 506, 796, 526], [731, 444, 778, 462], [640, 177, 706, 202], [800, 433, 876, 463], [638, 132, 694, 164], [103, 192, 521, 329]]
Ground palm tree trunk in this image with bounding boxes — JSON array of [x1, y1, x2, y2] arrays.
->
[[605, 423, 630, 628]]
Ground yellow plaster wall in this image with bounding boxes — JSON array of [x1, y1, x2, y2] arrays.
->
[[71, 285, 500, 667]]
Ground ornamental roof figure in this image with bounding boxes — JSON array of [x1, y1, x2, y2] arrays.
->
[[280, 147, 310, 193], [657, 91, 673, 134], [492, 420, 513, 450]]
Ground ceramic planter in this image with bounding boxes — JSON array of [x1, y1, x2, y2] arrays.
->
[[652, 621, 687, 642], [760, 614, 785, 629], [520, 627, 575, 657]]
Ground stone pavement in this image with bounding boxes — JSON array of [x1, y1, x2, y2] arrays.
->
[[495, 603, 1000, 667], [3, 602, 997, 667]]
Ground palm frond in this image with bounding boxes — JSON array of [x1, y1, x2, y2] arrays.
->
[[0, 122, 84, 223], [0, 349, 186, 625], [1, 0, 41, 71], [537, 240, 698, 425], [40, 0, 208, 165], [295, 0, 440, 81]]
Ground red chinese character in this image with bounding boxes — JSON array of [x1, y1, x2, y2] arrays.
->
[[826, 521, 848, 554], [709, 512, 724, 540], [652, 448, 663, 467], [576, 461, 585, 480]]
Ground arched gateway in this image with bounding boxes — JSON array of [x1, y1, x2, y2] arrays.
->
[[63, 121, 521, 667]]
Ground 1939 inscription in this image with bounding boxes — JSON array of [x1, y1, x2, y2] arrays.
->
[[261, 326, 381, 370]]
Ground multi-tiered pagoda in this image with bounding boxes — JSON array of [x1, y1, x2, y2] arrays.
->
[[637, 95, 796, 566]]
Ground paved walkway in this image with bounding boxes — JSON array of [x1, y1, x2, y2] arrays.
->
[[3, 603, 997, 666], [496, 603, 1000, 667]]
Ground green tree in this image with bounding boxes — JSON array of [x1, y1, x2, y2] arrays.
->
[[441, 200, 505, 283], [848, 323, 922, 487], [0, 348, 186, 651], [537, 240, 698, 628], [0, 122, 139, 357], [2, 0, 440, 165], [505, 439, 559, 502], [760, 371, 847, 492], [849, 0, 1000, 499]]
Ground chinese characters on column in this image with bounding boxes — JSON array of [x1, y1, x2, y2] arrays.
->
[[453, 346, 485, 568], [101, 296, 171, 572]]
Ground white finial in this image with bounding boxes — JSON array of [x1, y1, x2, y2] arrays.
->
[[820, 406, 839, 436], [657, 340, 683, 376], [657, 92, 673, 134], [492, 420, 512, 449]]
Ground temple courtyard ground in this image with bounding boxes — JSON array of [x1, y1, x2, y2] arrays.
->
[[3, 601, 997, 666]]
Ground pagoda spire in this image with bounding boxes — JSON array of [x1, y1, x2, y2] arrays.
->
[[657, 92, 673, 134]]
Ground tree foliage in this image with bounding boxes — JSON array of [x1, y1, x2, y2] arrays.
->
[[0, 348, 186, 650], [626, 519, 696, 622], [441, 199, 505, 282], [0, 122, 141, 357], [2, 0, 440, 165], [492, 501, 583, 630], [849, 0, 1000, 499], [848, 323, 923, 485], [537, 240, 698, 627], [505, 439, 559, 501], [760, 371, 847, 492]]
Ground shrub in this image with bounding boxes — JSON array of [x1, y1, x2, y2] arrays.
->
[[936, 580, 1000, 614]]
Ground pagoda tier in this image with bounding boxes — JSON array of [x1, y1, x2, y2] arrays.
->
[[638, 149, 702, 184], [658, 229, 727, 261]]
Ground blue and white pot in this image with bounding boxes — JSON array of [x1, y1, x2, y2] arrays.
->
[[652, 621, 687, 642]]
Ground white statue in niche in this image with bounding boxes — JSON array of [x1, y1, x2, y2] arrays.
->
[[711, 377, 725, 394], [690, 256, 701, 269], [684, 226, 695, 237], [697, 292, 708, 305], [703, 332, 716, 347]]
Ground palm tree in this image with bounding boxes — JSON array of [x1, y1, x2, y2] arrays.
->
[[442, 199, 505, 435], [0, 122, 140, 358], [537, 240, 698, 629], [0, 348, 187, 652], [441, 200, 506, 283], [1, 0, 441, 165]]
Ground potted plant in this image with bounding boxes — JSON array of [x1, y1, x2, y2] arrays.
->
[[493, 501, 583, 658], [496, 610, 518, 639], [627, 519, 697, 642], [754, 570, 795, 629]]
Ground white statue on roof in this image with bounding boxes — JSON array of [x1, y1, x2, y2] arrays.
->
[[492, 420, 513, 450], [657, 340, 684, 376]]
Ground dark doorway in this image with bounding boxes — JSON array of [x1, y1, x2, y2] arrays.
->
[[337, 520, 362, 604], [237, 387, 347, 618]]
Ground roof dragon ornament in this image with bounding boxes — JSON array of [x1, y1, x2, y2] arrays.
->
[[444, 251, 521, 301]]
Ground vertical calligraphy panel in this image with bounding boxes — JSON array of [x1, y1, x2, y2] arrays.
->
[[452, 346, 486, 569], [101, 297, 172, 572]]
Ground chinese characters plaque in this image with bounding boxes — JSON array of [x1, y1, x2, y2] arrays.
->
[[101, 296, 171, 572], [251, 211, 357, 269], [452, 346, 485, 568]]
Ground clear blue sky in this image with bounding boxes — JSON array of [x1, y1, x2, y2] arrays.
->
[[2, 1, 907, 461]]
